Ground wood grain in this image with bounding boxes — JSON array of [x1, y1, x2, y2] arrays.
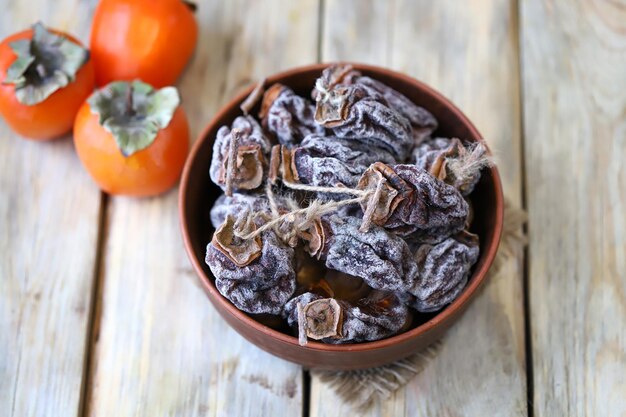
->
[[312, 1, 527, 415], [521, 0, 626, 415], [0, 2, 101, 417], [85, 1, 319, 416], [4, 0, 623, 415]]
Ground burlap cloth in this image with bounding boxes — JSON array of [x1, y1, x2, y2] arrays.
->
[[311, 199, 527, 410]]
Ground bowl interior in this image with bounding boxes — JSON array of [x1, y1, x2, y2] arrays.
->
[[180, 63, 502, 351]]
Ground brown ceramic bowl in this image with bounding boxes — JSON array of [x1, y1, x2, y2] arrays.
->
[[179, 63, 503, 370]]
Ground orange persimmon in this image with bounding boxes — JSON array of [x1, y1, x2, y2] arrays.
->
[[0, 23, 95, 140], [90, 0, 198, 88], [74, 80, 189, 196]]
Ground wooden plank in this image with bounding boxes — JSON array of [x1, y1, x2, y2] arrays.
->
[[521, 1, 626, 415], [311, 1, 527, 415], [0, 2, 101, 417], [86, 1, 320, 416]]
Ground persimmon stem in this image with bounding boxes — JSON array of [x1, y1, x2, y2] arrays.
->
[[125, 84, 135, 117], [36, 63, 47, 78], [359, 176, 386, 232], [182, 0, 197, 12], [240, 78, 266, 115], [225, 129, 241, 197]]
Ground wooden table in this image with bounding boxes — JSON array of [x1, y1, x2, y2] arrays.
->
[[1, 1, 624, 416]]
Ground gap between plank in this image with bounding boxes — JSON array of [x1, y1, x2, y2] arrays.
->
[[316, 0, 325, 64], [305, 1, 325, 415], [514, 0, 534, 415], [78, 192, 109, 417], [302, 370, 311, 417]]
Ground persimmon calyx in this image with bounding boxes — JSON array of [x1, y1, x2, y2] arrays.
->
[[301, 298, 343, 340], [88, 80, 180, 157], [3, 22, 89, 105], [356, 162, 409, 226], [212, 214, 262, 267]]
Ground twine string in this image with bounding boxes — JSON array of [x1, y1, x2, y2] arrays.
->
[[232, 174, 386, 245], [234, 193, 367, 241], [281, 179, 369, 197], [446, 142, 492, 183], [359, 176, 386, 232]]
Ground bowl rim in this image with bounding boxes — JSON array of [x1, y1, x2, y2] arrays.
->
[[179, 62, 504, 353]]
